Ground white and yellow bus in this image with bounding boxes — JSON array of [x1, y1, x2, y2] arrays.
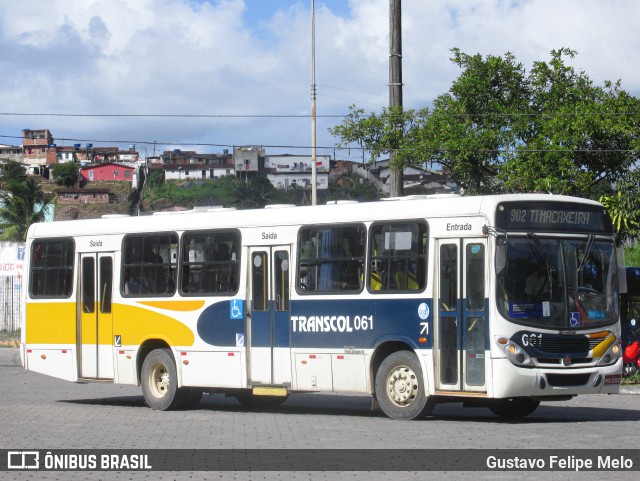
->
[[20, 193, 623, 420]]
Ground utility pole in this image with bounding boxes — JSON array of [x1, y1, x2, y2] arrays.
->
[[310, 0, 318, 205], [388, 0, 403, 197]]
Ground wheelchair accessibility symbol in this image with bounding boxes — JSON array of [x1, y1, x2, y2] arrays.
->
[[230, 300, 244, 320], [569, 312, 580, 327]]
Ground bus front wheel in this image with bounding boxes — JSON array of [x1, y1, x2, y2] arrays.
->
[[141, 348, 185, 411], [488, 397, 540, 419], [375, 351, 434, 420]]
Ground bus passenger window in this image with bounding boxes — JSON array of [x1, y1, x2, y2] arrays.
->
[[122, 233, 178, 296], [368, 221, 428, 293], [180, 230, 240, 296], [29, 238, 75, 298], [297, 224, 365, 294]]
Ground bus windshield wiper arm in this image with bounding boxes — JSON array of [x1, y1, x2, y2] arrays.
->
[[577, 234, 595, 273], [527, 233, 555, 294]]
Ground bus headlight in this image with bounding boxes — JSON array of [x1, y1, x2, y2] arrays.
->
[[596, 337, 621, 366], [495, 337, 534, 367]]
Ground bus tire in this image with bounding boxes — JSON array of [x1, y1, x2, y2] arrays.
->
[[375, 351, 434, 420], [141, 348, 185, 411], [488, 397, 540, 419]]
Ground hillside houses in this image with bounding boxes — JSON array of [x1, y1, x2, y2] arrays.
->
[[1, 128, 456, 198]]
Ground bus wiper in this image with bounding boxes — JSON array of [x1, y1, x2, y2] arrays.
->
[[527, 233, 555, 295], [577, 234, 595, 273]]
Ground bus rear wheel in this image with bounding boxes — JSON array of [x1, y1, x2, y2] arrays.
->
[[141, 348, 185, 411], [488, 397, 540, 419], [375, 351, 434, 420]]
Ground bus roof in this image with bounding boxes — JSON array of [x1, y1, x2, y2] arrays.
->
[[27, 193, 603, 239]]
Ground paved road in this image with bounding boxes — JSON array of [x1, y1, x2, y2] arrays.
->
[[1, 347, 640, 480]]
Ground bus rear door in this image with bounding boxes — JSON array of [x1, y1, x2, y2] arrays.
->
[[78, 253, 114, 380], [435, 239, 488, 393], [247, 246, 292, 386]]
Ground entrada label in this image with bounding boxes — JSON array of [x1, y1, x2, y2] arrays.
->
[[446, 223, 472, 231]]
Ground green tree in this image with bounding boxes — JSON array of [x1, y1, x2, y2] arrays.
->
[[409, 49, 530, 194], [0, 178, 55, 241], [331, 48, 640, 199], [503, 48, 640, 195], [146, 169, 164, 189], [51, 162, 79, 187], [329, 105, 418, 175], [231, 176, 275, 209], [1, 160, 27, 184], [599, 169, 640, 245]]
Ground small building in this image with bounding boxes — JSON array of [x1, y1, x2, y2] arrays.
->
[[234, 146, 265, 177], [20, 129, 139, 166], [263, 154, 330, 191], [0, 144, 22, 162], [79, 162, 136, 185], [154, 163, 234, 181]]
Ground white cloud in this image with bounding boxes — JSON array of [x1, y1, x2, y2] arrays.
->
[[0, 0, 638, 158]]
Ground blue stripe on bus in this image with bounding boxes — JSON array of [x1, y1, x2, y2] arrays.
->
[[196, 298, 435, 349], [197, 300, 245, 347]]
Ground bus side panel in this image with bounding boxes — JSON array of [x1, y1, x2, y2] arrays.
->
[[25, 301, 76, 344], [114, 349, 137, 385], [112, 303, 195, 347], [24, 301, 78, 381], [331, 353, 367, 392], [25, 348, 77, 382], [179, 350, 245, 388]]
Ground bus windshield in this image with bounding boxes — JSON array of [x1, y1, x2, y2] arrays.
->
[[497, 236, 618, 329]]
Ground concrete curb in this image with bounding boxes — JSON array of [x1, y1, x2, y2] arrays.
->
[[619, 384, 640, 395]]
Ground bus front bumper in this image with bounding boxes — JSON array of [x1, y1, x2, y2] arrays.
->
[[491, 357, 623, 399]]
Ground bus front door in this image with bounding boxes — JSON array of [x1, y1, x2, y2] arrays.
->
[[435, 239, 488, 393], [78, 253, 114, 380], [247, 246, 292, 386]]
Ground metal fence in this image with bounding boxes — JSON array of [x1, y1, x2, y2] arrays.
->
[[0, 275, 21, 332], [0, 242, 24, 332]]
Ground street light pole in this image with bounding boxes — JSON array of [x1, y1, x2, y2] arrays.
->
[[311, 0, 318, 205]]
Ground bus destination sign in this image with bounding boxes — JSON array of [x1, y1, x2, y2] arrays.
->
[[495, 202, 612, 234]]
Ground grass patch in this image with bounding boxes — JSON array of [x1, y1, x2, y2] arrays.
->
[[0, 329, 20, 341], [0, 329, 20, 346], [622, 370, 640, 385]]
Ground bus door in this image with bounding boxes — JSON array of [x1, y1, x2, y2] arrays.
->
[[247, 246, 292, 386], [435, 239, 487, 392], [78, 253, 114, 379]]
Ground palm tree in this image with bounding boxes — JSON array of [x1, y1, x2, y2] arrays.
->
[[0, 177, 55, 241], [231, 176, 275, 209]]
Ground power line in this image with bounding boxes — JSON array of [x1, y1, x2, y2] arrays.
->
[[2, 110, 640, 119], [0, 112, 345, 119], [1, 134, 637, 155]]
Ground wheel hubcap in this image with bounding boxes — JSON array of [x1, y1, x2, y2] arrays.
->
[[149, 362, 170, 399], [386, 365, 418, 407]]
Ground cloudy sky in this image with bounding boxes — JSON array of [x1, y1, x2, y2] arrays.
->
[[1, 0, 638, 162]]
